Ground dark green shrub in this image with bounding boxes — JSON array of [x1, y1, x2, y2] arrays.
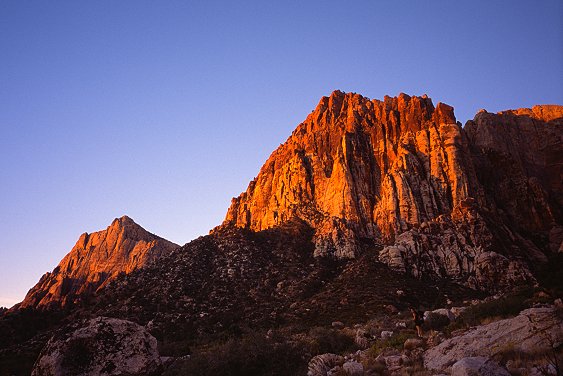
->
[[305, 327, 356, 355], [158, 339, 191, 357], [163, 332, 305, 376], [424, 312, 450, 331], [367, 331, 414, 356]]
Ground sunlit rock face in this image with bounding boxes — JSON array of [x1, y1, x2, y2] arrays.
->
[[224, 90, 563, 290], [225, 91, 480, 255], [19, 216, 178, 310]]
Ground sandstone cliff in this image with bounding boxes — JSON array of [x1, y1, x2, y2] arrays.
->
[[223, 91, 563, 290], [225, 91, 482, 254], [19, 216, 178, 310], [465, 107, 563, 251]]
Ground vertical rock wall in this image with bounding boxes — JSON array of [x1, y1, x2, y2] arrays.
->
[[223, 91, 562, 290]]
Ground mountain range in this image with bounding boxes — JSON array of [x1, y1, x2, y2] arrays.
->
[[1, 91, 561, 376]]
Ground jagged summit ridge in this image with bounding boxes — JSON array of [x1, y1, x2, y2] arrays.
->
[[19, 215, 178, 310]]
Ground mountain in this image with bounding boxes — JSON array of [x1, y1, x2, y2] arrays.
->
[[224, 91, 562, 291], [18, 216, 178, 310], [2, 91, 561, 376]]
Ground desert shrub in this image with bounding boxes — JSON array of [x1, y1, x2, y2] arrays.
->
[[163, 332, 305, 376], [424, 312, 450, 331], [362, 358, 387, 375], [158, 339, 191, 357], [367, 330, 414, 357], [305, 327, 356, 355]]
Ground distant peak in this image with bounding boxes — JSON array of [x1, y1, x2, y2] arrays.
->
[[108, 215, 144, 233], [112, 215, 135, 225]]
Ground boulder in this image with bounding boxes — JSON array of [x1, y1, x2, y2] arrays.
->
[[307, 353, 345, 376], [342, 361, 364, 375], [380, 330, 393, 339], [332, 321, 345, 329], [32, 317, 161, 376], [451, 357, 510, 376], [426, 308, 455, 321], [424, 307, 563, 372]]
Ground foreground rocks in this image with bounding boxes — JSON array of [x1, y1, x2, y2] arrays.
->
[[424, 307, 563, 373], [32, 317, 161, 376], [306, 301, 562, 376], [451, 357, 510, 376]]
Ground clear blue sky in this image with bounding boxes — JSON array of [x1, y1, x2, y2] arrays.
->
[[1, 1, 561, 308]]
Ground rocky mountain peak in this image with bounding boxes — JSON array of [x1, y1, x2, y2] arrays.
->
[[224, 91, 475, 255], [18, 216, 178, 310], [224, 91, 562, 290]]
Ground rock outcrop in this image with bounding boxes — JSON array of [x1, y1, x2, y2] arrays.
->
[[465, 107, 563, 250], [32, 317, 161, 376], [19, 216, 178, 310], [451, 357, 511, 376], [223, 90, 562, 290], [423, 307, 563, 372], [224, 91, 482, 255]]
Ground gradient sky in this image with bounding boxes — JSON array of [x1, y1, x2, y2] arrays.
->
[[1, 1, 562, 308]]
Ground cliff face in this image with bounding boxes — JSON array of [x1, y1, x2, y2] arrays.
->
[[19, 216, 178, 310], [225, 91, 482, 255], [465, 107, 563, 251], [224, 91, 563, 290]]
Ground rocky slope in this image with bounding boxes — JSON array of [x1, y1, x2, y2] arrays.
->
[[18, 216, 178, 310], [3, 220, 476, 376], [224, 91, 562, 290], [93, 221, 471, 341]]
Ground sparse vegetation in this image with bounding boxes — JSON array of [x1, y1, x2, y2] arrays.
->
[[424, 312, 450, 332], [304, 326, 356, 355], [445, 288, 536, 333], [162, 331, 306, 376], [366, 330, 414, 356]]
